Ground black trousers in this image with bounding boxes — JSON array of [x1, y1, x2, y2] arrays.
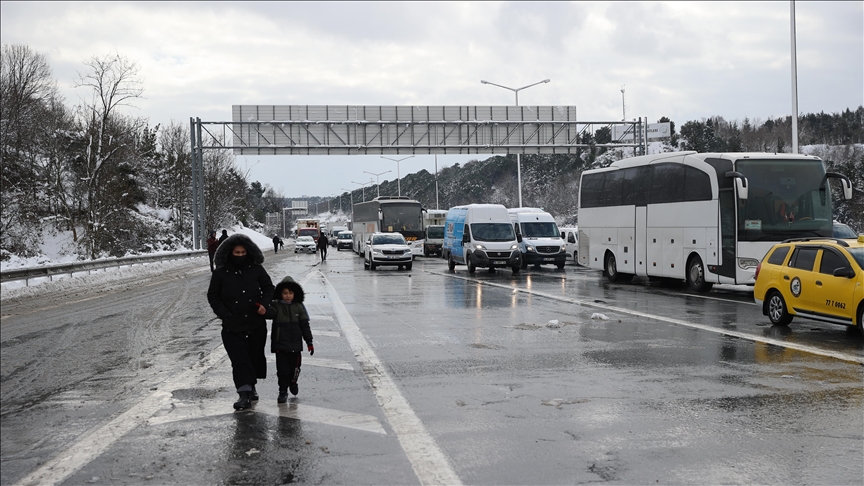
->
[[208, 252, 215, 271], [275, 352, 302, 391], [319, 247, 327, 260], [222, 326, 267, 391]]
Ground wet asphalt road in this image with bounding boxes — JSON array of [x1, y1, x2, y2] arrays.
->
[[1, 247, 862, 485]]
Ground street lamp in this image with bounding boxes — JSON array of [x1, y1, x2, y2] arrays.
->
[[480, 78, 550, 208], [341, 188, 354, 210], [363, 170, 391, 198], [620, 85, 626, 121], [380, 155, 415, 197], [352, 180, 372, 202]]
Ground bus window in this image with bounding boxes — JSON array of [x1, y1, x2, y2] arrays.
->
[[650, 163, 685, 204], [684, 167, 712, 201], [600, 170, 624, 207], [622, 167, 650, 206]]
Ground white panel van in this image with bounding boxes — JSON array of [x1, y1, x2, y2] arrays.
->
[[442, 204, 521, 274], [508, 208, 567, 269]]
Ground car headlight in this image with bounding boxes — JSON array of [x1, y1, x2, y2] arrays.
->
[[474, 244, 486, 250], [526, 245, 535, 252], [560, 245, 567, 252], [372, 250, 381, 255], [510, 244, 518, 250]]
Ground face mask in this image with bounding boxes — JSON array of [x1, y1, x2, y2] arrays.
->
[[230, 254, 248, 267]]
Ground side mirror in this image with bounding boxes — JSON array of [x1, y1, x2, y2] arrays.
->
[[517, 234, 523, 243], [726, 171, 748, 200], [821, 172, 854, 202], [462, 233, 470, 243], [833, 267, 855, 279]]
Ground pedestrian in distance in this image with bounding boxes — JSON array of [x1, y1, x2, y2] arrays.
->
[[279, 238, 284, 251], [264, 276, 314, 402], [273, 234, 281, 254], [207, 234, 275, 411], [316, 233, 329, 261], [218, 229, 229, 245], [206, 231, 220, 272]]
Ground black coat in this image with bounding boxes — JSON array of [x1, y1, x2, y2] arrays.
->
[[207, 234, 275, 333], [266, 277, 312, 352], [317, 234, 329, 249]]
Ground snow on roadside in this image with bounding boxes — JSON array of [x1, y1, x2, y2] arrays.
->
[[1, 225, 274, 301]]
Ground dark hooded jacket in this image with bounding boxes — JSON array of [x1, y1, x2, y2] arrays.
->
[[207, 233, 274, 333], [265, 276, 312, 353]]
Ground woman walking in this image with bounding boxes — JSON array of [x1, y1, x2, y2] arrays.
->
[[207, 233, 275, 410]]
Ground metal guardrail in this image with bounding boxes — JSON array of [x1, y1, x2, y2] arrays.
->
[[0, 250, 207, 286]]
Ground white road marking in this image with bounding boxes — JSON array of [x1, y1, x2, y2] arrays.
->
[[434, 271, 864, 366], [13, 345, 230, 486], [149, 400, 385, 434], [319, 270, 463, 486], [314, 330, 342, 337], [264, 354, 354, 370]]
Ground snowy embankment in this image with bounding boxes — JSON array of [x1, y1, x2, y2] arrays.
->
[[1, 226, 276, 303]]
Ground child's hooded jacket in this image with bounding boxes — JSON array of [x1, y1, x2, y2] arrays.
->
[[265, 276, 313, 352]]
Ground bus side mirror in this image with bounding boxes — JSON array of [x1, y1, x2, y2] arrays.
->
[[726, 171, 748, 200], [822, 172, 853, 202]]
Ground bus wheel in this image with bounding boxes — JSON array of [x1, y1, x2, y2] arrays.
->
[[448, 255, 456, 271], [767, 290, 793, 325], [605, 253, 621, 282], [686, 255, 714, 293]]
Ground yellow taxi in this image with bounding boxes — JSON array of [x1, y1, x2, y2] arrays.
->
[[753, 235, 864, 331]]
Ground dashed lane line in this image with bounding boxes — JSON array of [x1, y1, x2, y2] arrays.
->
[[319, 270, 463, 486], [431, 270, 864, 366]]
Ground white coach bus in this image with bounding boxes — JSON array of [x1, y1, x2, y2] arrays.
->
[[577, 152, 852, 292]]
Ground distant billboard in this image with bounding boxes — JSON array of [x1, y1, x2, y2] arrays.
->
[[612, 122, 671, 142]]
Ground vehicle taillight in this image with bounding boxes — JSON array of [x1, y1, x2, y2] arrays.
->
[[754, 262, 762, 280]]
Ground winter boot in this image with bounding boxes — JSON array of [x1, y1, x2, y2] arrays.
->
[[250, 385, 259, 401], [289, 383, 299, 396], [233, 391, 252, 411], [278, 390, 288, 404]]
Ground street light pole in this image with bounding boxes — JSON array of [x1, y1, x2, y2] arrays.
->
[[352, 180, 372, 202], [480, 78, 550, 208], [380, 155, 414, 197], [620, 85, 626, 121], [363, 170, 391, 198], [434, 155, 439, 210]]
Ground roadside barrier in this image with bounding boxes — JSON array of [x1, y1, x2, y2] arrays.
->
[[0, 250, 207, 286]]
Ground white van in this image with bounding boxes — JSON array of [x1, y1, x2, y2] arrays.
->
[[442, 204, 521, 274], [508, 208, 567, 269], [559, 226, 579, 263]]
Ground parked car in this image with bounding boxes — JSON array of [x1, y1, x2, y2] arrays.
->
[[294, 236, 317, 253], [364, 233, 412, 271], [753, 235, 864, 331], [336, 231, 353, 251]]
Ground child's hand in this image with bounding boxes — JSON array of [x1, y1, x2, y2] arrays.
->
[[255, 303, 266, 315], [307, 344, 314, 356]]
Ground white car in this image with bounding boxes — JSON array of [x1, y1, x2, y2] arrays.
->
[[294, 236, 316, 253], [364, 233, 412, 271], [559, 226, 579, 263]]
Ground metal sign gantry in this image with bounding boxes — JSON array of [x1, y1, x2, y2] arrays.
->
[[189, 106, 649, 247]]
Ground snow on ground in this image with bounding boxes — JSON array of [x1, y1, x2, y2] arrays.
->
[[0, 225, 273, 300]]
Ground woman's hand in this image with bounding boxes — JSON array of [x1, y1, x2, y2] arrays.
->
[[255, 303, 267, 315]]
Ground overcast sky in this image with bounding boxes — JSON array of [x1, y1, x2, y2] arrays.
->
[[2, 1, 861, 199]]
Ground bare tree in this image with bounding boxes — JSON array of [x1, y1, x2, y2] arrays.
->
[[0, 44, 58, 258], [73, 54, 145, 258], [158, 121, 192, 235]]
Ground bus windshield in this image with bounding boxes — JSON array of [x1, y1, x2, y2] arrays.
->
[[381, 204, 422, 232], [521, 222, 560, 238], [471, 223, 516, 242], [736, 159, 833, 240]]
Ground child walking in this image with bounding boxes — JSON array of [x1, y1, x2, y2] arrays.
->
[[265, 276, 314, 403]]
